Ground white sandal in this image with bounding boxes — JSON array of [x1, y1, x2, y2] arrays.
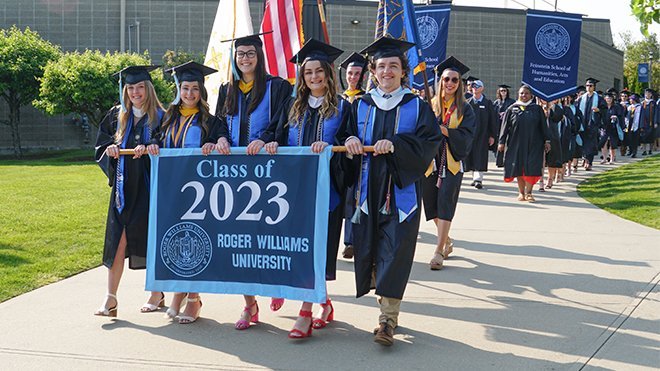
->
[[430, 252, 444, 270], [443, 237, 454, 258], [140, 292, 165, 313], [94, 293, 118, 317], [178, 296, 202, 324], [164, 293, 188, 319]]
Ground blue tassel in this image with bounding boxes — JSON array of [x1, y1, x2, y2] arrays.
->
[[119, 76, 127, 112], [351, 207, 361, 224], [171, 72, 181, 105]]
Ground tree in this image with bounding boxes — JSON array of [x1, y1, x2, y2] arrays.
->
[[162, 49, 205, 71], [631, 0, 660, 38], [619, 31, 660, 93], [0, 26, 61, 158], [35, 51, 174, 129]]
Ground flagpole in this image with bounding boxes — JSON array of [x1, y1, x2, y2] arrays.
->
[[317, 0, 331, 43]]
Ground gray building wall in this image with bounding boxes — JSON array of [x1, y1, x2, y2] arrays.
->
[[0, 0, 623, 153]]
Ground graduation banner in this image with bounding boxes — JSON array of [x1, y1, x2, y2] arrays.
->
[[522, 10, 582, 100], [145, 147, 331, 303], [412, 4, 451, 90], [638, 63, 649, 83]]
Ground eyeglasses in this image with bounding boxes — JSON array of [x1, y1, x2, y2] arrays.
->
[[442, 76, 459, 83], [236, 51, 257, 59], [585, 84, 594, 87]]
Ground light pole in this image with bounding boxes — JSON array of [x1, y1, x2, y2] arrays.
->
[[649, 51, 653, 90]]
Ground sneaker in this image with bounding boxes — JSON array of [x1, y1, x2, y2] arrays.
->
[[474, 181, 483, 189]]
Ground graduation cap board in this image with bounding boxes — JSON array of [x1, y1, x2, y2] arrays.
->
[[498, 84, 511, 89], [221, 31, 273, 48], [165, 61, 218, 104], [113, 65, 160, 112], [340, 52, 367, 70], [359, 36, 415, 60], [434, 56, 470, 76], [585, 77, 599, 85], [290, 38, 344, 64]]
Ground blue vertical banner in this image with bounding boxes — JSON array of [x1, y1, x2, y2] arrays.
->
[[638, 63, 649, 83], [413, 4, 451, 90], [522, 10, 582, 100], [375, 0, 426, 84], [145, 147, 332, 303]]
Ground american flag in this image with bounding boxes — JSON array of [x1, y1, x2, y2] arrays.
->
[[260, 0, 304, 82]]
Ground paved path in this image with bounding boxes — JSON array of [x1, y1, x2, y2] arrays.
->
[[1, 156, 658, 370]]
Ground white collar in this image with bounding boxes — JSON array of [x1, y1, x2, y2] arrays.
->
[[132, 106, 145, 118], [308, 95, 325, 109], [370, 86, 409, 111]]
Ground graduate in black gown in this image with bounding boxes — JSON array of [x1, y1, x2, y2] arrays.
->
[[340, 37, 442, 346], [213, 32, 293, 329], [338, 52, 367, 260], [575, 78, 605, 170], [147, 61, 221, 325], [544, 98, 565, 188], [559, 95, 579, 177], [464, 78, 496, 189], [600, 92, 626, 164], [494, 84, 516, 121], [421, 56, 475, 271], [265, 39, 349, 339], [498, 85, 560, 202], [94, 65, 166, 317], [640, 88, 656, 155]]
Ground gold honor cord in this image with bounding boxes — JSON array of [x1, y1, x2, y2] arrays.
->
[[118, 146, 382, 156]]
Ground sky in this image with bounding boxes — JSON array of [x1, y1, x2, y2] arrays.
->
[[419, 0, 659, 47]]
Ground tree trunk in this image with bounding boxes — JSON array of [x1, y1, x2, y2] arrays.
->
[[8, 95, 23, 159]]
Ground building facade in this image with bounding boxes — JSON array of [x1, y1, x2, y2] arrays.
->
[[0, 0, 623, 153]]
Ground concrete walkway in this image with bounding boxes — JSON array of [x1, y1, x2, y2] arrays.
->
[[1, 156, 658, 370]]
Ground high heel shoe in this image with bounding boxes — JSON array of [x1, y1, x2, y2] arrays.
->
[[164, 293, 188, 319], [94, 293, 118, 317], [288, 310, 313, 339], [140, 292, 164, 313], [235, 301, 259, 330], [178, 296, 202, 324], [270, 297, 285, 312], [312, 299, 334, 329]]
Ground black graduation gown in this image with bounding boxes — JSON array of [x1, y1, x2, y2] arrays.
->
[[564, 105, 584, 159], [422, 103, 475, 221], [493, 97, 515, 148], [95, 106, 160, 269], [559, 105, 575, 163], [275, 96, 350, 281], [338, 93, 442, 300], [639, 100, 656, 144], [544, 108, 565, 168], [576, 94, 605, 157], [341, 89, 365, 219], [464, 96, 497, 171], [603, 104, 625, 149], [499, 103, 558, 179], [152, 112, 223, 147], [215, 75, 292, 144]]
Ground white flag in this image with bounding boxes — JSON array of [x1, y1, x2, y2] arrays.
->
[[204, 0, 253, 114]]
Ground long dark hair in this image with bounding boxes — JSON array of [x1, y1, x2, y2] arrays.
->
[[223, 45, 268, 116], [288, 59, 338, 124], [161, 80, 211, 143]]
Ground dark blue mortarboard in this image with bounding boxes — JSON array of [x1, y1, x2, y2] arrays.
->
[[290, 38, 344, 64], [360, 36, 415, 60], [165, 61, 217, 84], [340, 52, 367, 70], [434, 56, 470, 76]]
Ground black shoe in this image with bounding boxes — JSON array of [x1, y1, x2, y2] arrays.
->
[[642, 151, 647, 156], [342, 245, 354, 259], [631, 154, 637, 158], [470, 181, 476, 186], [374, 323, 394, 346], [649, 151, 653, 155], [474, 181, 483, 189]]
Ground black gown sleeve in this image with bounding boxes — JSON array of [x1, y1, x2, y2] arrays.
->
[[486, 99, 498, 140], [215, 83, 229, 117], [95, 106, 119, 186], [273, 96, 294, 145], [203, 115, 223, 144], [260, 77, 293, 143], [499, 106, 513, 145], [386, 98, 443, 189], [446, 103, 476, 161]]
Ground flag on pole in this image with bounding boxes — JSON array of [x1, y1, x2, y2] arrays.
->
[[204, 0, 253, 114], [260, 0, 304, 82], [375, 0, 426, 82]]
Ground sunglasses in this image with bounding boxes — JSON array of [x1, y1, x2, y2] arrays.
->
[[585, 84, 594, 87], [442, 76, 459, 83]]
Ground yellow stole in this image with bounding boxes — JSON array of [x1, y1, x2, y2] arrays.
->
[[343, 88, 362, 103], [442, 98, 463, 175], [239, 80, 254, 94]]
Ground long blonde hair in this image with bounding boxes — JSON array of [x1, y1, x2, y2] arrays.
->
[[116, 80, 164, 143], [288, 59, 338, 125], [431, 70, 466, 119]]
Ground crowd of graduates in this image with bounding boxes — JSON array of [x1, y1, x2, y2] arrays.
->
[[92, 32, 656, 347]]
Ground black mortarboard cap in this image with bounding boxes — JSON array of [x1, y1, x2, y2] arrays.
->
[[498, 84, 511, 89], [359, 36, 415, 60], [576, 85, 586, 92], [434, 56, 470, 76], [606, 87, 618, 94], [644, 87, 655, 93], [290, 38, 344, 64], [340, 52, 367, 69], [113, 65, 159, 84], [166, 61, 217, 83], [465, 75, 478, 82], [221, 31, 273, 48], [585, 77, 599, 85]]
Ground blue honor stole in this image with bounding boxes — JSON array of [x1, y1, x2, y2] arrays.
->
[[287, 100, 346, 212], [228, 80, 272, 146], [165, 113, 202, 148], [115, 109, 163, 213], [356, 98, 420, 223]]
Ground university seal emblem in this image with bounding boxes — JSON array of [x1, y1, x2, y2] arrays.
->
[[417, 15, 439, 49], [161, 222, 212, 277], [535, 23, 570, 60]]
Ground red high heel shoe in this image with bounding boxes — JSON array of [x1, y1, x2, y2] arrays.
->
[[270, 297, 285, 312], [312, 299, 334, 329], [288, 310, 313, 339], [235, 301, 259, 330]]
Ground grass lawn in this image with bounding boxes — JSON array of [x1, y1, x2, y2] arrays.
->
[[0, 150, 108, 302], [578, 155, 660, 230]]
